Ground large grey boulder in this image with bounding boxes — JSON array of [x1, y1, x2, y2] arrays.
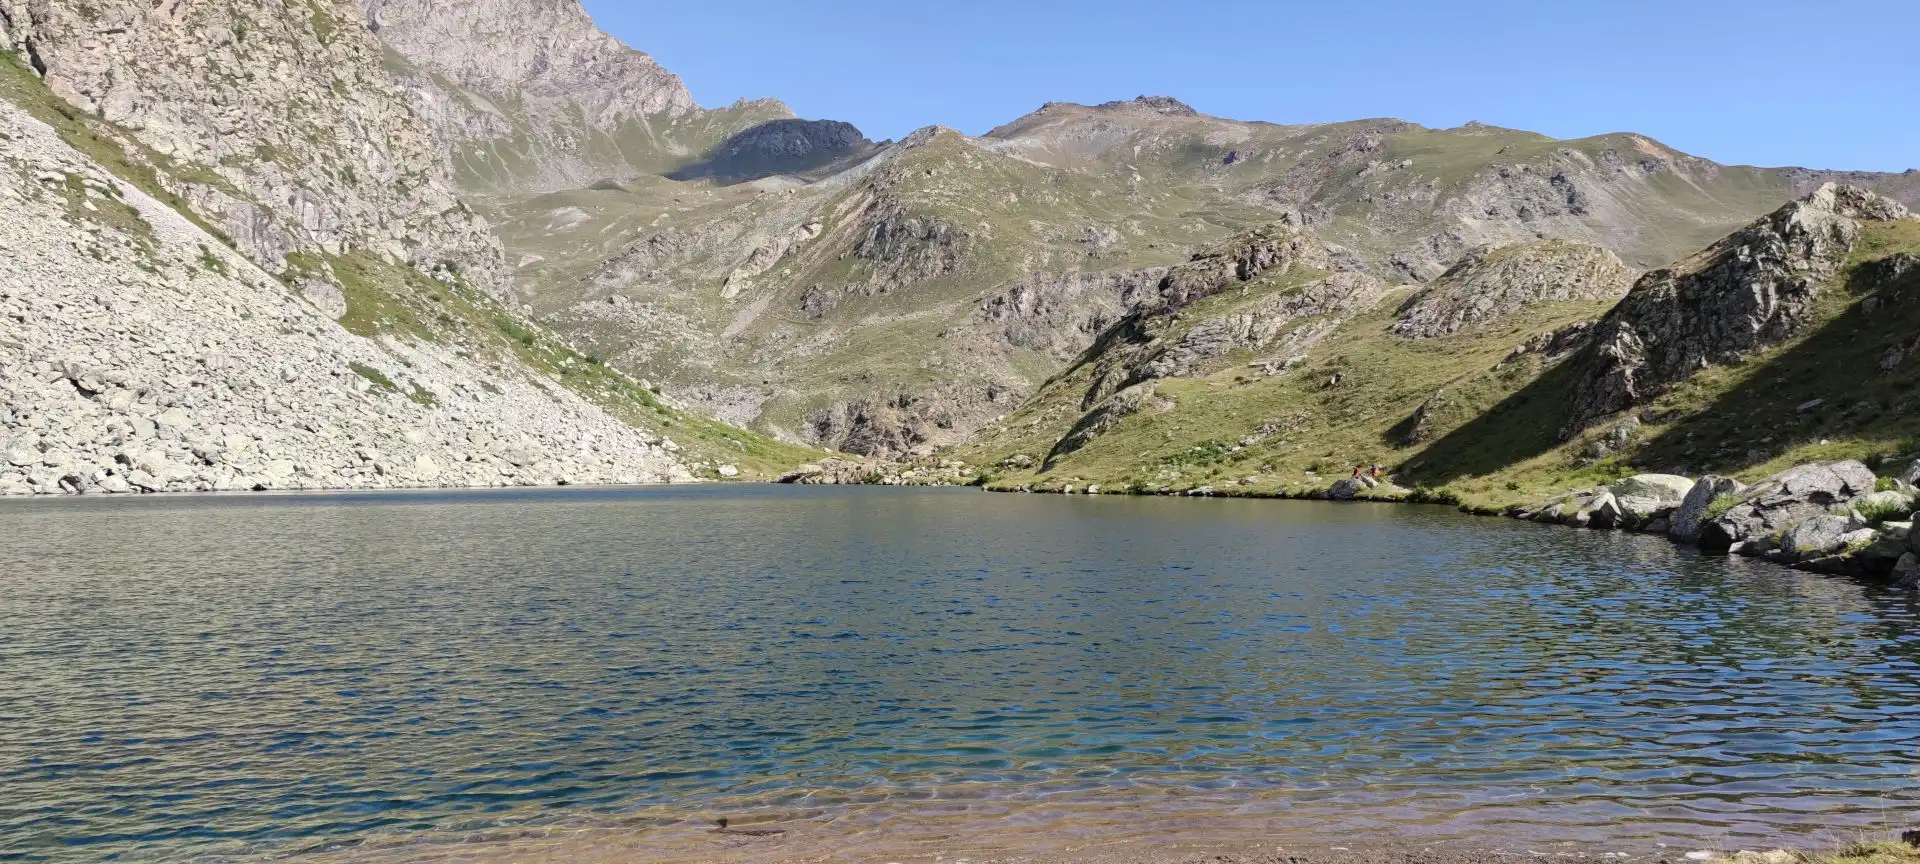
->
[[1578, 490, 1620, 529], [1701, 461, 1879, 552], [1781, 514, 1854, 559], [1606, 474, 1695, 525], [1671, 475, 1744, 544], [1854, 489, 1916, 519], [1895, 550, 1920, 588], [1328, 477, 1366, 500]]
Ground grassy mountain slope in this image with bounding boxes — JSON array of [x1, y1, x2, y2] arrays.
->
[[955, 194, 1920, 512], [469, 92, 1920, 455], [0, 48, 820, 482]]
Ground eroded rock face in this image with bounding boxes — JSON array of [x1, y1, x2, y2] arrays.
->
[[1394, 239, 1633, 339], [1077, 223, 1365, 407], [1565, 184, 1913, 434], [974, 268, 1167, 361], [0, 0, 506, 290], [808, 389, 993, 459], [1153, 222, 1338, 313]]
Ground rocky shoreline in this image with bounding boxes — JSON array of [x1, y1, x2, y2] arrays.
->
[[1502, 460, 1919, 584], [781, 451, 1920, 590]]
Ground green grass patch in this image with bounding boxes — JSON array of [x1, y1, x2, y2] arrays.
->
[[1856, 497, 1909, 525], [349, 361, 397, 391], [1703, 493, 1742, 521]]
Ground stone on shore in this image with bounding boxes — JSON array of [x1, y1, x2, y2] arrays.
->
[[1671, 475, 1744, 544], [1606, 473, 1694, 525], [1700, 461, 1878, 552], [1578, 490, 1620, 529], [1780, 514, 1855, 559]]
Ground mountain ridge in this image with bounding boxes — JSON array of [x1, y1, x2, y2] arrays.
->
[[6, 0, 1920, 507]]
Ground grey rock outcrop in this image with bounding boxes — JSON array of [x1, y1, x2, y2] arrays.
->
[[1074, 223, 1366, 407], [669, 119, 876, 183], [1045, 381, 1157, 469], [1565, 184, 1913, 433], [975, 268, 1167, 361], [1394, 239, 1633, 339], [1699, 460, 1879, 552]]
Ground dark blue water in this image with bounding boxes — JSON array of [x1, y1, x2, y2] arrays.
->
[[2, 486, 1918, 862]]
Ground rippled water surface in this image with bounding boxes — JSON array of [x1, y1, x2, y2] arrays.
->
[[3, 486, 1920, 862]]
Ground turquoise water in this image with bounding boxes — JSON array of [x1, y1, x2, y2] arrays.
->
[[2, 486, 1918, 861]]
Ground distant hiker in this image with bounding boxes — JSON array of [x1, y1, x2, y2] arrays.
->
[[1371, 465, 1383, 480], [1224, 150, 1239, 165], [1352, 466, 1364, 479]]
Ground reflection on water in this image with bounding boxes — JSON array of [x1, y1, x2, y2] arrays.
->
[[1, 486, 1917, 862]]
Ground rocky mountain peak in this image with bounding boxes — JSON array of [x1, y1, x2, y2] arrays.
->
[[666, 118, 875, 183], [1803, 181, 1913, 221], [361, 0, 694, 119], [1097, 95, 1199, 116]]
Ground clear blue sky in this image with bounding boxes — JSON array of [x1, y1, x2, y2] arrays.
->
[[581, 0, 1918, 172]]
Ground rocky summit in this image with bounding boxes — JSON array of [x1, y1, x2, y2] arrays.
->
[[5, 0, 1920, 513]]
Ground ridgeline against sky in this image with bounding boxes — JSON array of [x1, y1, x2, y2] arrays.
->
[[586, 0, 1920, 173]]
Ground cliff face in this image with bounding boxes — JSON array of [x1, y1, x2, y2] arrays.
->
[[0, 0, 507, 293]]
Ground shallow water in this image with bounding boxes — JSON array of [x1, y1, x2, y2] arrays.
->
[[2, 485, 1918, 862]]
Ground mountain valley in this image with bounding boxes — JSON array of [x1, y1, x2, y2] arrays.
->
[[3, 0, 1919, 508]]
